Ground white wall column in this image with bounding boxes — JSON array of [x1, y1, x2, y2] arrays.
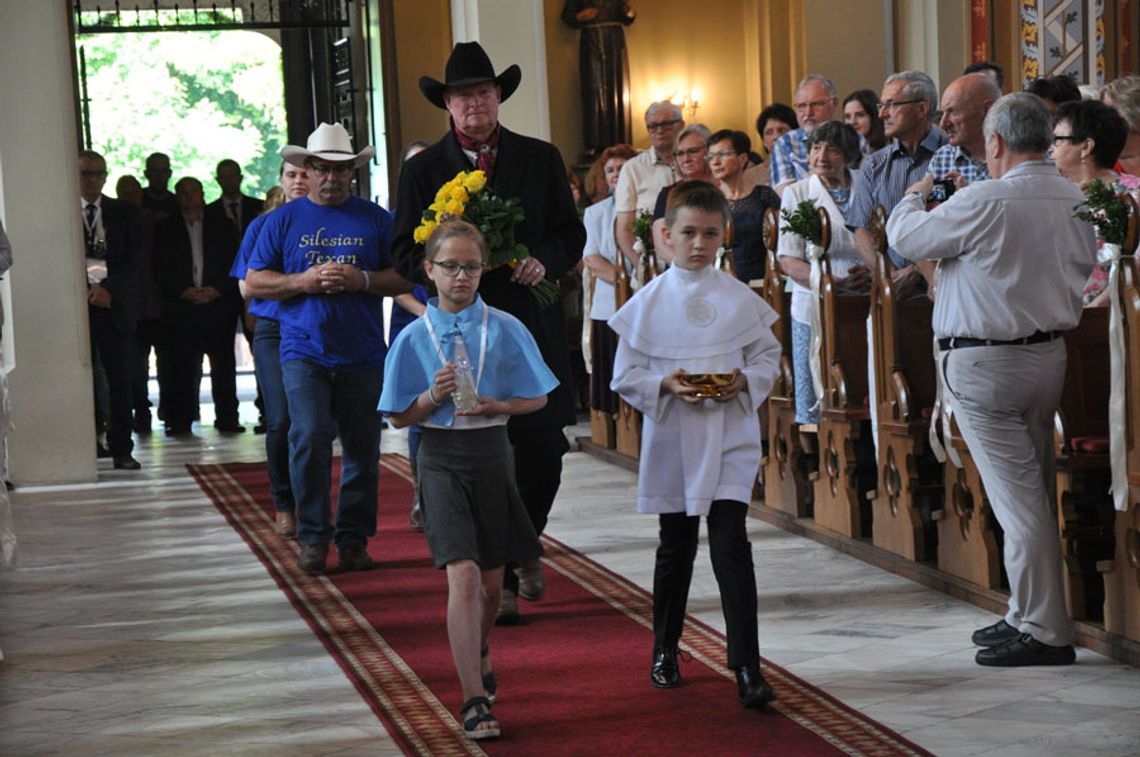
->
[[450, 0, 551, 141], [0, 1, 97, 484]]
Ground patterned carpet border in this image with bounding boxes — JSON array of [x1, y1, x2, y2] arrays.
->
[[190, 453, 930, 757], [187, 458, 483, 757]]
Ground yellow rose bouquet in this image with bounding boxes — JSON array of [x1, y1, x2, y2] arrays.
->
[[414, 169, 560, 306]]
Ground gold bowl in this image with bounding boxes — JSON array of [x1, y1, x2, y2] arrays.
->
[[680, 372, 736, 399]]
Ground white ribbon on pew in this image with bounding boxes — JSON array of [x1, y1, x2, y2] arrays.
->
[[929, 341, 963, 469], [1105, 243, 1128, 512], [807, 241, 825, 411]]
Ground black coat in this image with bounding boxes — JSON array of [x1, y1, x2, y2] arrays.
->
[[94, 194, 144, 334], [206, 194, 264, 237], [392, 127, 587, 429], [153, 211, 241, 328]]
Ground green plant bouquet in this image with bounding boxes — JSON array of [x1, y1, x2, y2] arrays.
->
[[779, 199, 823, 245], [414, 169, 560, 306]]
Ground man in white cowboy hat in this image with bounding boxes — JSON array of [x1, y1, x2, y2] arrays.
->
[[392, 41, 585, 623], [246, 122, 411, 575]]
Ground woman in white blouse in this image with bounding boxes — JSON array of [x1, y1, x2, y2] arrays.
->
[[776, 121, 871, 424], [582, 143, 638, 418]]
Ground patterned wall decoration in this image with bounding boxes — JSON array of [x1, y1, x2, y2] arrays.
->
[[1020, 0, 1106, 87], [971, 0, 990, 61]]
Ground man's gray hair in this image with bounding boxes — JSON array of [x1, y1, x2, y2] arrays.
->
[[645, 100, 683, 123], [675, 123, 711, 150], [796, 74, 837, 100], [883, 70, 938, 112], [983, 92, 1052, 154]]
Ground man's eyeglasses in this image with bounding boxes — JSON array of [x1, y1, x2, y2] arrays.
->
[[675, 146, 707, 159], [880, 99, 923, 111], [647, 119, 682, 132], [431, 260, 486, 278], [309, 163, 355, 177], [706, 150, 739, 162], [80, 170, 107, 178], [1052, 135, 1083, 145]]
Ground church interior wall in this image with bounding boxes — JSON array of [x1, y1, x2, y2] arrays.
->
[[392, 0, 454, 153], [0, 0, 98, 484]]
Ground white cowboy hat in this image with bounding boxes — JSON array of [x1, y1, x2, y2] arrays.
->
[[280, 122, 375, 168]]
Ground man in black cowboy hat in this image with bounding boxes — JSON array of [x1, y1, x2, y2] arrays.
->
[[392, 42, 586, 623]]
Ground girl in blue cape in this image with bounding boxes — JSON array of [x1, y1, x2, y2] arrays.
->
[[379, 220, 557, 741]]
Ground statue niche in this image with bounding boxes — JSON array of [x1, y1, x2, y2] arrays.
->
[[562, 1, 635, 156]]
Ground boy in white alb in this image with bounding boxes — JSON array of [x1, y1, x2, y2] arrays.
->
[[610, 180, 781, 708]]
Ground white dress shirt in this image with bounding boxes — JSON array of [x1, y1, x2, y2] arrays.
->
[[81, 196, 107, 284], [886, 160, 1096, 340], [185, 218, 205, 288]]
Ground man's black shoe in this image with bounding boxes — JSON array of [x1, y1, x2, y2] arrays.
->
[[735, 666, 776, 708], [298, 542, 329, 575], [971, 619, 1021, 647], [650, 645, 682, 688], [215, 421, 246, 434], [97, 444, 112, 459], [975, 633, 1075, 667], [165, 424, 192, 437]]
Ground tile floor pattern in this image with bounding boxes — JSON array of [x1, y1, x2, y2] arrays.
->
[[1, 419, 1139, 755]]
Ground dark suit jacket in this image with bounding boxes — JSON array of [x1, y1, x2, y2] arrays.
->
[[153, 212, 241, 331], [206, 194, 263, 237], [94, 194, 144, 334], [392, 127, 586, 429]]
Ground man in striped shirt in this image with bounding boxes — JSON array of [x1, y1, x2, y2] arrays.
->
[[847, 70, 946, 294], [769, 75, 840, 190]]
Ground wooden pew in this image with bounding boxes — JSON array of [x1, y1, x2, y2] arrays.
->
[[613, 261, 641, 459], [1055, 306, 1114, 620], [759, 207, 812, 516], [867, 205, 942, 561], [585, 269, 617, 449], [1101, 196, 1140, 641], [813, 210, 875, 538], [937, 417, 1003, 588]]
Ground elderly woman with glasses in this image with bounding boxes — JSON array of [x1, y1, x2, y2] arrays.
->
[[650, 123, 714, 261], [776, 121, 871, 424], [1049, 98, 1131, 306], [707, 129, 781, 284]]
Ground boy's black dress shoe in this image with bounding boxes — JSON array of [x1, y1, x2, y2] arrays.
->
[[971, 619, 1020, 647], [735, 666, 776, 708], [975, 633, 1075, 667], [650, 645, 682, 688]]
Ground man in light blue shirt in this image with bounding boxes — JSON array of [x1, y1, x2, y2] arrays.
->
[[769, 75, 839, 189]]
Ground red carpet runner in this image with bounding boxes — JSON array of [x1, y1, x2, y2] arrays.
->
[[188, 456, 930, 756]]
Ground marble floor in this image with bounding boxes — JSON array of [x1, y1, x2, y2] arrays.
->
[[1, 408, 1139, 756]]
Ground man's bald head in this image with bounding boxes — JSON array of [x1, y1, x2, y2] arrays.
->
[[939, 73, 1003, 158]]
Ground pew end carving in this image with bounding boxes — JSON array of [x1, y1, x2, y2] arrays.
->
[[867, 203, 942, 562], [814, 207, 875, 538], [761, 207, 813, 516]]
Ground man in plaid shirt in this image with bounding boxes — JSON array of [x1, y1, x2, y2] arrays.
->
[[927, 73, 1003, 187]]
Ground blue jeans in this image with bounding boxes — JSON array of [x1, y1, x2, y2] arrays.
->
[[281, 359, 382, 548], [791, 318, 819, 424], [253, 318, 293, 514]]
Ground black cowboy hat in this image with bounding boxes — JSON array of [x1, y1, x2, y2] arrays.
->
[[419, 41, 522, 110]]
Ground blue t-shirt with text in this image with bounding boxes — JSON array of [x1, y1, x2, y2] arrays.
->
[[248, 195, 393, 370], [229, 212, 280, 320]]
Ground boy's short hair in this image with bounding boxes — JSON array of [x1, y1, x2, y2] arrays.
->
[[425, 219, 489, 262], [664, 179, 730, 228]]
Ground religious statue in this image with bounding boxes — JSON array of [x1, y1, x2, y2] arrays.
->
[[562, 1, 636, 156]]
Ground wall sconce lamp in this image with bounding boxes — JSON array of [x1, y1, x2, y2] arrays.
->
[[653, 87, 702, 120]]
